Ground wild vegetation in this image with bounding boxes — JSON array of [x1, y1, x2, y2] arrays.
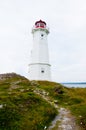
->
[[38, 81, 86, 129], [0, 73, 57, 130], [0, 73, 86, 130]]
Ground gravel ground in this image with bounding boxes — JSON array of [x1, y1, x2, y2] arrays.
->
[[48, 107, 81, 130], [34, 88, 81, 130]]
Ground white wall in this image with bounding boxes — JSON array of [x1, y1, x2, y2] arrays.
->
[[29, 28, 51, 81]]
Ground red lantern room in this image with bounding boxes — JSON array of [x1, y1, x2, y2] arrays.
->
[[35, 20, 46, 28], [32, 20, 49, 34]]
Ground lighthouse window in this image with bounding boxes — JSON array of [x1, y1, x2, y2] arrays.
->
[[36, 23, 40, 27], [40, 23, 44, 27], [41, 68, 45, 73], [41, 70, 44, 73], [41, 34, 44, 37]]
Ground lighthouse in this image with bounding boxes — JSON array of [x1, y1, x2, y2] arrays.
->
[[29, 20, 51, 81]]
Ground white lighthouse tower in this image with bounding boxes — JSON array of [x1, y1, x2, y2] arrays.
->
[[29, 20, 51, 81]]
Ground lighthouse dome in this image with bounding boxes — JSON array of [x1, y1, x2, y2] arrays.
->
[[32, 20, 49, 34], [35, 20, 46, 28]]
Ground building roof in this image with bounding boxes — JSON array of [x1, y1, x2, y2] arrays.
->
[[35, 20, 46, 25]]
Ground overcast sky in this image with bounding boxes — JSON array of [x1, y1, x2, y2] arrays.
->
[[0, 0, 86, 82]]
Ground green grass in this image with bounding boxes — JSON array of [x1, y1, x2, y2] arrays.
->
[[37, 81, 86, 129], [0, 74, 86, 129], [0, 74, 57, 130]]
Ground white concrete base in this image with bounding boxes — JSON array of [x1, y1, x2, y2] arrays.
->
[[29, 63, 51, 81]]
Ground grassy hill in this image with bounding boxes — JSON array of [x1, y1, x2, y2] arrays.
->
[[0, 73, 86, 130], [37, 81, 86, 129], [0, 73, 57, 130]]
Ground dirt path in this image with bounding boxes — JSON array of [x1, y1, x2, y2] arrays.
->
[[33, 87, 81, 130], [48, 107, 81, 130]]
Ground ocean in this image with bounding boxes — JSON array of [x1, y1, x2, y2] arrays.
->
[[61, 83, 86, 88]]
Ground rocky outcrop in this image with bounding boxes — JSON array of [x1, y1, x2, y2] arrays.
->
[[0, 73, 24, 80]]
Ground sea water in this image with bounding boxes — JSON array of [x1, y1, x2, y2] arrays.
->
[[61, 83, 86, 88]]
